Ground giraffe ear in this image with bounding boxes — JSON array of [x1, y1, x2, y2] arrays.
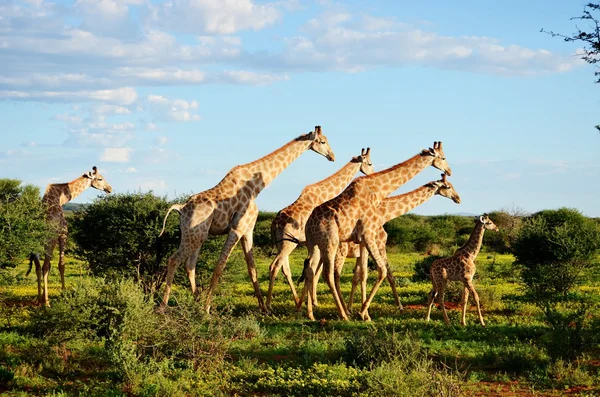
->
[[479, 215, 485, 223], [83, 172, 92, 179]]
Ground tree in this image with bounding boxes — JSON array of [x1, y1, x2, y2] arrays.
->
[[69, 192, 184, 295], [542, 3, 600, 131], [513, 207, 599, 301], [0, 179, 50, 268]]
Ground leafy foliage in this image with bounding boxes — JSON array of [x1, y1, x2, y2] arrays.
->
[[69, 192, 183, 294], [0, 179, 50, 268], [513, 208, 600, 301], [542, 3, 600, 131]]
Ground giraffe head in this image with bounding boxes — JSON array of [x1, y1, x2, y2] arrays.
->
[[84, 166, 113, 193], [421, 141, 452, 176], [307, 125, 335, 162], [352, 147, 374, 175], [477, 213, 499, 231], [431, 173, 461, 203]]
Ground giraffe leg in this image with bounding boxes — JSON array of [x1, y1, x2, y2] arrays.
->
[[467, 281, 485, 327], [347, 259, 361, 313], [184, 247, 202, 296], [32, 254, 43, 305], [240, 229, 267, 312], [322, 243, 348, 320], [312, 257, 323, 307], [266, 241, 298, 311], [160, 244, 195, 311], [359, 236, 388, 322], [57, 234, 67, 290], [461, 285, 470, 326], [385, 261, 402, 310], [205, 229, 243, 314], [438, 280, 451, 325], [333, 243, 350, 317], [425, 287, 437, 322], [297, 246, 320, 321], [358, 245, 369, 313], [41, 240, 57, 307]]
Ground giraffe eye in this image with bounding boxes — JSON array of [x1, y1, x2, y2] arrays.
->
[[97, 178, 103, 181], [320, 140, 326, 144]]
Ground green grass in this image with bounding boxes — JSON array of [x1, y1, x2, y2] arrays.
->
[[1, 250, 599, 396]]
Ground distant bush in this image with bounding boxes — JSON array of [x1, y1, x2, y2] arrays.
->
[[484, 209, 524, 254], [0, 179, 50, 269]]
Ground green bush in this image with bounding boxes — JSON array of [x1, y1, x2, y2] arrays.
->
[[69, 192, 184, 294], [513, 208, 600, 301], [0, 179, 50, 268], [411, 255, 443, 282]]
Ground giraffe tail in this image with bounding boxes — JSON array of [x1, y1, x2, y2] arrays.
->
[[158, 204, 183, 237], [297, 258, 310, 284]]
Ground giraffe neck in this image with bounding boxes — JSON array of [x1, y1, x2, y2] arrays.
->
[[363, 153, 433, 200], [458, 222, 486, 259], [45, 176, 92, 207], [378, 184, 437, 223], [296, 160, 361, 205], [243, 135, 313, 187]]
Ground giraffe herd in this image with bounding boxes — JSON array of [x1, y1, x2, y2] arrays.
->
[[34, 125, 498, 326]]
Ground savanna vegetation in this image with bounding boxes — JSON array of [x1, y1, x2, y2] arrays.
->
[[1, 185, 599, 396]]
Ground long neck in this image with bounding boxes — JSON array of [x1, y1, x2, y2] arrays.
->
[[378, 184, 437, 223], [458, 222, 486, 259], [364, 153, 432, 200], [243, 135, 313, 187], [57, 176, 91, 206], [297, 160, 360, 205]]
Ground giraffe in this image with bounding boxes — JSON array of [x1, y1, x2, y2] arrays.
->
[[425, 213, 499, 327], [342, 173, 461, 314], [31, 166, 113, 306], [300, 142, 452, 321], [158, 126, 335, 314], [265, 148, 374, 312]]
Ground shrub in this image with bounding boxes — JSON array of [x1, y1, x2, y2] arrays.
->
[[0, 179, 50, 268], [69, 192, 184, 294], [411, 255, 443, 282], [513, 208, 600, 301]]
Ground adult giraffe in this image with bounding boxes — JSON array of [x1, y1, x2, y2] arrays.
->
[[159, 126, 335, 314], [301, 142, 451, 321], [29, 166, 112, 306], [265, 148, 373, 312]]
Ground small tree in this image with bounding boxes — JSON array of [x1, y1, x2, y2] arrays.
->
[[70, 192, 183, 295], [0, 179, 50, 268], [513, 207, 599, 301], [542, 3, 600, 131], [483, 207, 525, 254]]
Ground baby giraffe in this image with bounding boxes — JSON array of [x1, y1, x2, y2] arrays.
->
[[425, 214, 499, 327]]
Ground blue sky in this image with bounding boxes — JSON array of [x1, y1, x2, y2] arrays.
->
[[1, 0, 598, 217]]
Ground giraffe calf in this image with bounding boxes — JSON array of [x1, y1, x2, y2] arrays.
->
[[425, 214, 499, 327]]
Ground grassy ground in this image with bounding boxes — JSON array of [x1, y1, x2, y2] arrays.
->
[[1, 250, 599, 396]]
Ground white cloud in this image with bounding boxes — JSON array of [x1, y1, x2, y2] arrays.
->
[[101, 147, 132, 163], [138, 178, 167, 192], [155, 136, 168, 145], [150, 0, 281, 34], [277, 12, 583, 75], [124, 166, 137, 173], [146, 95, 201, 122], [0, 87, 138, 105]]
